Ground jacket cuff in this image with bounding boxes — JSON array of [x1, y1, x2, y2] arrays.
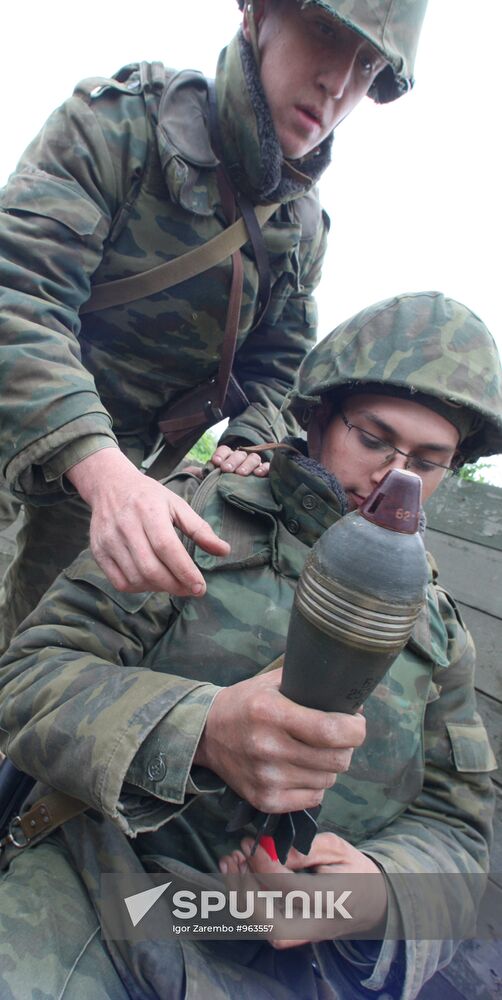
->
[[124, 683, 222, 804], [44, 435, 119, 486], [5, 413, 117, 501]]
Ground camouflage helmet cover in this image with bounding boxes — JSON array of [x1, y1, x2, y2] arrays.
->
[[287, 291, 502, 465], [236, 0, 429, 103]]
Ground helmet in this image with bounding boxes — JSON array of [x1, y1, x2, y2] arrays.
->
[[236, 0, 429, 103], [287, 291, 502, 464]]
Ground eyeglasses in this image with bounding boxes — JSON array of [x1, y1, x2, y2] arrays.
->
[[340, 412, 458, 478]]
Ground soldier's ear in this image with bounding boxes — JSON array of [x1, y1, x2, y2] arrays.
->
[[243, 0, 266, 42]]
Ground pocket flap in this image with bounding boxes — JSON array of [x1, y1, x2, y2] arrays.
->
[[64, 550, 152, 612], [446, 721, 498, 773], [1, 169, 103, 236]]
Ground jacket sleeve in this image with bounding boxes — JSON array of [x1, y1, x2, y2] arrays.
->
[[0, 549, 222, 837], [220, 204, 329, 448], [317, 588, 497, 1000], [0, 85, 147, 502]]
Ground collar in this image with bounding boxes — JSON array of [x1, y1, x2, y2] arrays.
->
[[216, 31, 333, 204], [269, 441, 346, 547]]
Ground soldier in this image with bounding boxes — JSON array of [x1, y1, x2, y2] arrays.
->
[[0, 291, 500, 999], [0, 0, 428, 651]]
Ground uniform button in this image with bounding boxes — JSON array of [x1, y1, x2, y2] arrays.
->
[[147, 753, 167, 781], [302, 494, 316, 511], [287, 518, 300, 534]]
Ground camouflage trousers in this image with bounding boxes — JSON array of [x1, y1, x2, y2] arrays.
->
[[0, 840, 342, 1000], [0, 491, 92, 655], [0, 841, 131, 999]]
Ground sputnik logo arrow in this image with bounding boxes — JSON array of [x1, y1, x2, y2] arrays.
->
[[124, 881, 172, 927]]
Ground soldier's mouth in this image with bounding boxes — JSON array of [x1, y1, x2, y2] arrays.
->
[[347, 490, 366, 508], [295, 104, 323, 129]]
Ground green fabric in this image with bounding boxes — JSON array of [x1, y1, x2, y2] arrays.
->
[[0, 57, 328, 504], [0, 451, 495, 998]]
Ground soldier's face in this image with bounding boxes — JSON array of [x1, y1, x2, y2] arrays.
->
[[244, 0, 387, 160], [309, 394, 460, 510]]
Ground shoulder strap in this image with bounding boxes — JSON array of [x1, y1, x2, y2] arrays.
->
[[80, 201, 277, 314]]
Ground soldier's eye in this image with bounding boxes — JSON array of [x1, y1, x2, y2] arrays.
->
[[359, 49, 386, 80], [359, 52, 376, 77], [409, 456, 439, 473], [358, 430, 389, 451], [315, 18, 337, 40]]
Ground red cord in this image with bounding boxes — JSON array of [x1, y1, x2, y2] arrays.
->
[[259, 835, 279, 861]]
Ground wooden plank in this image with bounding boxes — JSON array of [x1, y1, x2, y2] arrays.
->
[[426, 478, 502, 551], [454, 604, 502, 702], [476, 692, 501, 786], [439, 938, 502, 1000], [417, 883, 502, 999], [426, 530, 502, 619], [417, 972, 468, 1000], [489, 785, 502, 888]]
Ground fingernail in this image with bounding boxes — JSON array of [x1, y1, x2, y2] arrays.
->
[[192, 583, 205, 595], [219, 860, 228, 874], [223, 463, 234, 472]]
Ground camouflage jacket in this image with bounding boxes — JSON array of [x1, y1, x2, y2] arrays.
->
[[0, 44, 328, 502], [0, 448, 496, 998]]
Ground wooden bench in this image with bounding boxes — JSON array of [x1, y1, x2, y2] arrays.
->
[[418, 477, 502, 999]]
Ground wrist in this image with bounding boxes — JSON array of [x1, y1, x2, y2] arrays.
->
[[65, 446, 130, 502]]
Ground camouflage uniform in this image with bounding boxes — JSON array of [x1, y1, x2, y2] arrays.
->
[[0, 43, 329, 648], [0, 0, 430, 651], [0, 292, 499, 999]]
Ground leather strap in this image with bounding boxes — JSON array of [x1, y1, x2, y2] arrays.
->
[[237, 191, 272, 324], [157, 165, 245, 439], [214, 166, 244, 409], [1, 790, 87, 853], [207, 80, 272, 325]]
